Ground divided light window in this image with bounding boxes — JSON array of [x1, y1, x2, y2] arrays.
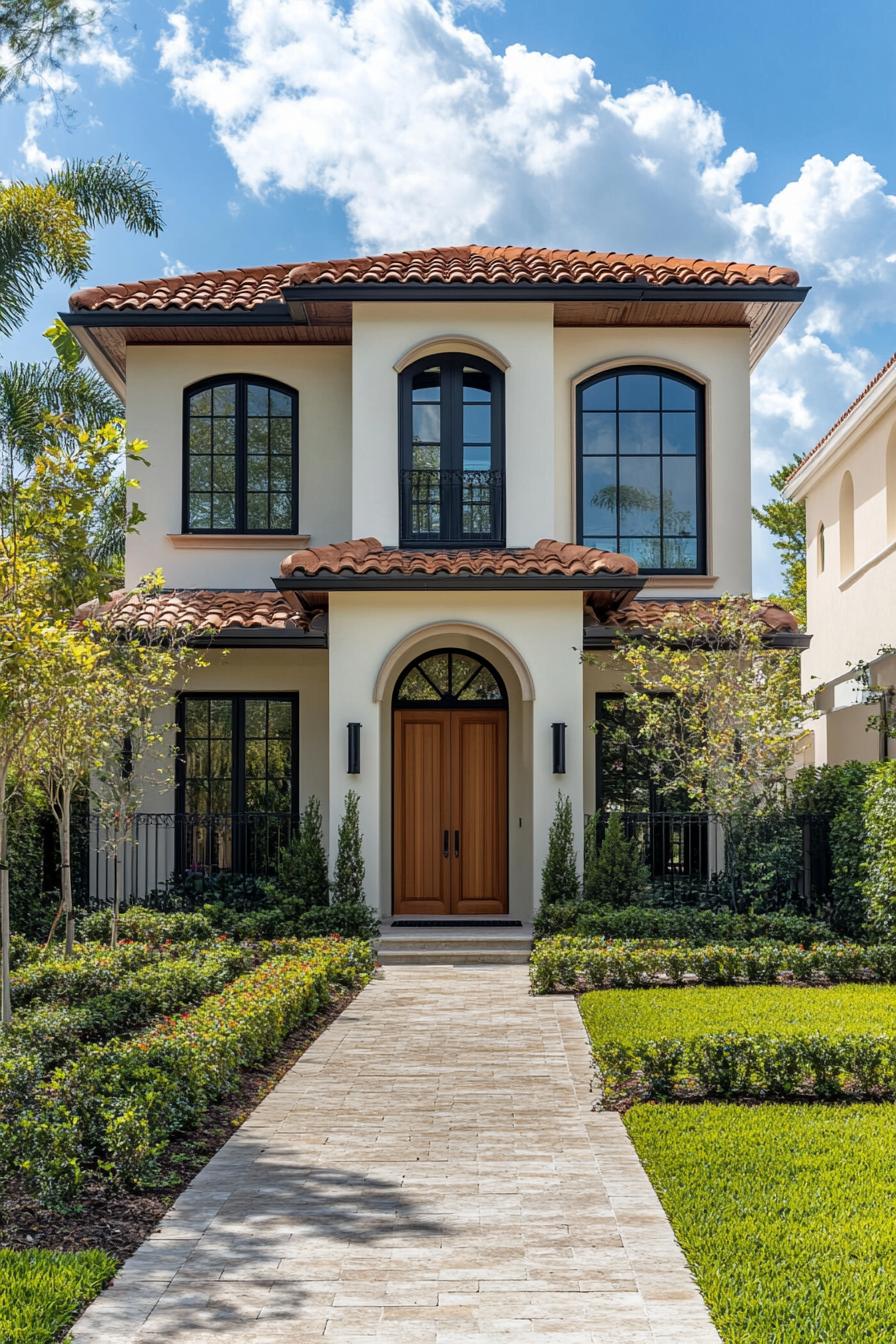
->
[[183, 375, 298, 533], [577, 368, 705, 574], [177, 694, 299, 816]]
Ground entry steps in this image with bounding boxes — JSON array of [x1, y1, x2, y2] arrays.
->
[[376, 919, 533, 966]]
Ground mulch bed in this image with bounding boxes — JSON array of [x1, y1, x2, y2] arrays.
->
[[0, 984, 361, 1262]]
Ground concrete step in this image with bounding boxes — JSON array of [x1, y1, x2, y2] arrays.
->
[[376, 947, 532, 966], [375, 924, 533, 965]]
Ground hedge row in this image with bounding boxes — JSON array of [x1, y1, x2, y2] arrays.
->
[[0, 938, 375, 1208], [533, 903, 838, 945], [596, 1030, 896, 1104], [529, 935, 896, 994], [10, 942, 169, 1009]]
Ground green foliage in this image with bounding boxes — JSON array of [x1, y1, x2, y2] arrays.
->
[[530, 935, 896, 994], [584, 813, 649, 908], [0, 0, 94, 99], [793, 760, 872, 935], [295, 900, 381, 940], [0, 1247, 117, 1344], [861, 762, 896, 938], [7, 778, 52, 941], [625, 1103, 896, 1344], [2, 940, 375, 1205], [540, 793, 579, 906], [79, 906, 216, 946], [532, 902, 837, 945], [0, 357, 121, 464], [582, 984, 896, 1101], [751, 453, 807, 624], [275, 796, 330, 913], [332, 790, 365, 904]]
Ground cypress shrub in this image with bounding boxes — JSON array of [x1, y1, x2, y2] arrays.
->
[[332, 790, 365, 904], [540, 793, 579, 906]]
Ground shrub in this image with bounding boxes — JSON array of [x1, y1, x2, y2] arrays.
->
[[275, 796, 329, 912], [79, 906, 215, 946], [532, 903, 839, 945], [296, 900, 380, 939], [332, 790, 365, 904], [0, 1248, 117, 1344], [584, 814, 649, 908], [6, 939, 374, 1204], [862, 762, 896, 937], [540, 793, 579, 906], [530, 934, 896, 994]]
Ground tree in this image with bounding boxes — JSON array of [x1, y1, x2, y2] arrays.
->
[[0, 0, 94, 99], [584, 813, 649, 908], [274, 795, 329, 913], [752, 454, 806, 625], [0, 156, 162, 339], [332, 791, 365, 905], [540, 793, 579, 906]]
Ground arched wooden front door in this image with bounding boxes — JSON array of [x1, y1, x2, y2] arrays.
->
[[392, 650, 508, 917]]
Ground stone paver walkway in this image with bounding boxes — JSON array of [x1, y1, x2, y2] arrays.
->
[[72, 967, 720, 1343]]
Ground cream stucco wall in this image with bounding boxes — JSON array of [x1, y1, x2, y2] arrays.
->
[[351, 303, 556, 546], [554, 326, 753, 595], [124, 345, 351, 588], [326, 591, 585, 917]]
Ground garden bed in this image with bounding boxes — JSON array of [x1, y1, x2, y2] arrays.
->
[[625, 1102, 896, 1344]]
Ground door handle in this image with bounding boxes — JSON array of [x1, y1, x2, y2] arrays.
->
[[442, 829, 449, 859], [454, 829, 460, 858]]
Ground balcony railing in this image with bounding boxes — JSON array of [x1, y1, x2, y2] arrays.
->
[[399, 468, 504, 546]]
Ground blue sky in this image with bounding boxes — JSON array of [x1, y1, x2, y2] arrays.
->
[[4, 0, 896, 593]]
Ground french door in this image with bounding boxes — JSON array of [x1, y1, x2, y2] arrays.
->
[[393, 708, 507, 916]]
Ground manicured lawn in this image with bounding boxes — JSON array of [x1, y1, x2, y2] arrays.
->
[[0, 1249, 116, 1344], [625, 1103, 896, 1344], [581, 983, 896, 1049]]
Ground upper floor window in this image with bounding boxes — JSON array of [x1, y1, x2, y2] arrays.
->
[[399, 353, 504, 547], [577, 366, 705, 574], [839, 470, 855, 577], [184, 375, 298, 534]]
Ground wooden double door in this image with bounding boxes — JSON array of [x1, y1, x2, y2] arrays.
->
[[393, 708, 508, 916]]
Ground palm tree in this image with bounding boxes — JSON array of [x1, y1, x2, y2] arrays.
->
[[0, 154, 163, 339]]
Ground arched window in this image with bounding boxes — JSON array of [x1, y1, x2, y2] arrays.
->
[[399, 353, 504, 547], [817, 522, 825, 575], [887, 426, 896, 543], [839, 470, 855, 577], [183, 375, 298, 534], [576, 366, 706, 573], [393, 649, 507, 707]]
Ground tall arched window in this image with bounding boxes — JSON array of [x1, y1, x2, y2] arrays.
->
[[399, 353, 504, 547], [817, 522, 825, 575], [576, 366, 706, 573], [839, 470, 855, 577], [183, 375, 298, 534], [886, 426, 896, 543]]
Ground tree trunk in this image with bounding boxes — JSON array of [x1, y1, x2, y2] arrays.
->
[[0, 765, 11, 1025], [61, 785, 75, 957], [110, 825, 124, 949]]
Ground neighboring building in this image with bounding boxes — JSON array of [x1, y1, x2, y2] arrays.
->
[[786, 354, 896, 766], [64, 244, 806, 921]]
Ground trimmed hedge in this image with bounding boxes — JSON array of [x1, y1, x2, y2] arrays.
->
[[582, 984, 896, 1103], [530, 934, 896, 994], [0, 1248, 117, 1344], [1, 938, 374, 1208], [78, 906, 216, 945], [625, 1104, 896, 1343], [532, 903, 836, 945]]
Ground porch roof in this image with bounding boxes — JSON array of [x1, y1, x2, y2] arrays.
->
[[74, 588, 328, 647], [584, 597, 809, 649]]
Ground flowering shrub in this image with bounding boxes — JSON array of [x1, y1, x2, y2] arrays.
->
[[529, 935, 896, 994], [2, 938, 374, 1207]]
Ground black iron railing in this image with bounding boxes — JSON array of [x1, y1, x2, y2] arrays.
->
[[399, 468, 504, 546]]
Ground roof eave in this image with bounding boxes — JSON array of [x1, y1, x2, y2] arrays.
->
[[282, 280, 809, 310], [274, 572, 644, 595], [784, 360, 896, 500], [583, 624, 810, 650]]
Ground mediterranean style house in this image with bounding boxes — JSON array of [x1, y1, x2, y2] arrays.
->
[[786, 353, 896, 766], [64, 245, 807, 924]]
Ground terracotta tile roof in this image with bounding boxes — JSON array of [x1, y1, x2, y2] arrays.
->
[[75, 589, 323, 636], [593, 598, 800, 634], [286, 246, 799, 290], [69, 246, 799, 313], [279, 537, 638, 580], [788, 351, 896, 483]]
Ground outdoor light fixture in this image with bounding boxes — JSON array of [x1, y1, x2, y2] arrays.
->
[[347, 722, 361, 774], [551, 722, 566, 774]]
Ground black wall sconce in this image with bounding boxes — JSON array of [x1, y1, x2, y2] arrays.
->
[[551, 722, 566, 774], [347, 722, 361, 774]]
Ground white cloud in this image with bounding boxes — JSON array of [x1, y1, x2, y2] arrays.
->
[[156, 0, 896, 594], [160, 250, 192, 277]]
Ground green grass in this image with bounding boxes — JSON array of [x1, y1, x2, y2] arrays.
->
[[581, 983, 896, 1049], [0, 1249, 116, 1344], [625, 1103, 896, 1344]]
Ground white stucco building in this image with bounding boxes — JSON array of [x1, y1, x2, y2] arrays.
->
[[66, 244, 807, 922], [786, 353, 896, 766]]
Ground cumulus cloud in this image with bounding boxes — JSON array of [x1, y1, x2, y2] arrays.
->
[[160, 250, 192, 277], [156, 0, 896, 593]]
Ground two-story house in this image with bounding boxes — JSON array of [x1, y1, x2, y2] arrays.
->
[[64, 245, 807, 923], [786, 353, 896, 765]]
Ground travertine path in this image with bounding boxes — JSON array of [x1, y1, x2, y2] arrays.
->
[[72, 966, 719, 1343]]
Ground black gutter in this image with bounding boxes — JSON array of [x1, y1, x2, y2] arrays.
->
[[275, 573, 645, 595], [61, 305, 294, 328], [192, 630, 327, 649], [282, 282, 810, 307], [583, 625, 810, 651]]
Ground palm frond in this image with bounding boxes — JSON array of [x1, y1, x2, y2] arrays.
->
[[47, 156, 163, 237], [0, 361, 122, 463]]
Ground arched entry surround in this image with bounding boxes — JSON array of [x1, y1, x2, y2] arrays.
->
[[376, 625, 534, 919]]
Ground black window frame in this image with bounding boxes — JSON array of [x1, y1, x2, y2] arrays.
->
[[398, 352, 505, 548], [175, 691, 300, 818], [182, 373, 299, 535], [392, 648, 508, 708], [576, 365, 706, 575]]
